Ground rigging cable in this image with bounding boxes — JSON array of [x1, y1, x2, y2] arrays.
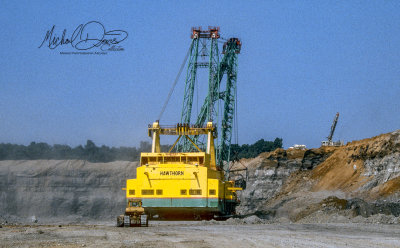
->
[[234, 78, 239, 145], [157, 44, 192, 121]]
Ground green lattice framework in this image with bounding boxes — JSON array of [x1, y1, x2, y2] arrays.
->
[[178, 27, 241, 171]]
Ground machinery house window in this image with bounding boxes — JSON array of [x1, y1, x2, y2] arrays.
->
[[141, 189, 154, 195], [189, 189, 202, 195]]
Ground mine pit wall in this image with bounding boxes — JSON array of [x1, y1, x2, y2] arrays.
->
[[1, 130, 399, 224], [235, 148, 334, 216], [0, 160, 138, 223], [236, 130, 400, 219], [361, 153, 400, 199]]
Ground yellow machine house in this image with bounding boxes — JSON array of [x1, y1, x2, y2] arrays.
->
[[120, 27, 243, 222], [124, 121, 241, 220]]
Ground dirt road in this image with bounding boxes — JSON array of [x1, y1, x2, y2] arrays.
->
[[1, 222, 399, 248]]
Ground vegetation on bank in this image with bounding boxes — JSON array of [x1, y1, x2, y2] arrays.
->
[[0, 138, 282, 162], [231, 138, 283, 160]]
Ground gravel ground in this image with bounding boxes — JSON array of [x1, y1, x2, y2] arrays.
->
[[1, 221, 399, 248]]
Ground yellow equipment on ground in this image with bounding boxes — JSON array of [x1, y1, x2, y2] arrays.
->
[[121, 121, 242, 221], [117, 199, 148, 227], [118, 27, 243, 225]]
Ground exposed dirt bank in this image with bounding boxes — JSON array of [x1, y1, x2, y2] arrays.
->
[[236, 130, 400, 223]]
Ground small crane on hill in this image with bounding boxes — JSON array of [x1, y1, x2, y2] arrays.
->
[[321, 112, 343, 147]]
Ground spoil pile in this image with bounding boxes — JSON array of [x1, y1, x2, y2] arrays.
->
[[236, 130, 400, 223]]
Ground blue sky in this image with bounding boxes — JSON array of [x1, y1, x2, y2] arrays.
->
[[0, 1, 399, 149]]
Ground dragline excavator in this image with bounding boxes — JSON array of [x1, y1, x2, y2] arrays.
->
[[118, 27, 243, 227], [321, 112, 343, 147]]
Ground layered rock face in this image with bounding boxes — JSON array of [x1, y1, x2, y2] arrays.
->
[[0, 160, 137, 223], [235, 147, 334, 215], [236, 130, 400, 220], [1, 130, 399, 223]]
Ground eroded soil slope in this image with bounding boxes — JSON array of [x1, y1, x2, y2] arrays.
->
[[236, 130, 400, 222]]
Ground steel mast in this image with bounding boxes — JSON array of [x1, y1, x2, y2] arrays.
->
[[327, 112, 339, 144], [178, 27, 241, 174], [179, 27, 220, 152], [217, 38, 241, 170]]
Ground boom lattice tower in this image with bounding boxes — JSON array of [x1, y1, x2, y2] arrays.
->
[[321, 112, 343, 147], [177, 27, 241, 173]]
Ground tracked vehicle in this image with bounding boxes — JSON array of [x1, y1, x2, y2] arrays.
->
[[119, 27, 242, 223], [117, 199, 148, 227], [124, 121, 241, 220]]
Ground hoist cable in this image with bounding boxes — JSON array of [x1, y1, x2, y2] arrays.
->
[[157, 44, 192, 121]]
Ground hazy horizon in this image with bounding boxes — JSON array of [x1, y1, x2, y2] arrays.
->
[[1, 1, 399, 149]]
